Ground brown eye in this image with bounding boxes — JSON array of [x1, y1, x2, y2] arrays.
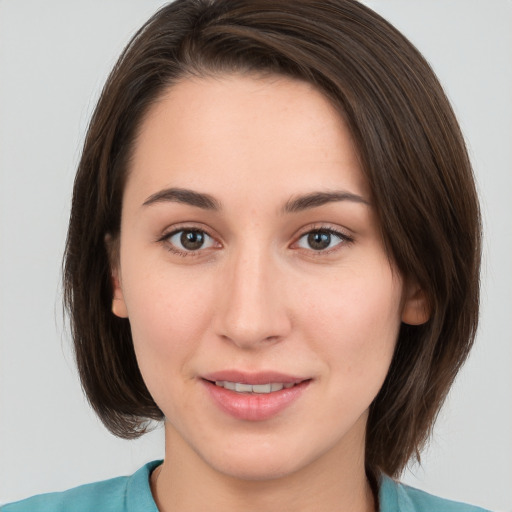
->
[[307, 231, 332, 250], [167, 229, 215, 252], [296, 228, 348, 252], [181, 230, 205, 250]]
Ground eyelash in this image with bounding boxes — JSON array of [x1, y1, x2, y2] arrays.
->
[[294, 226, 353, 256], [158, 226, 218, 258], [158, 225, 353, 258]]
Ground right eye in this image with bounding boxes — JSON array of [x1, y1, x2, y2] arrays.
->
[[165, 229, 217, 254]]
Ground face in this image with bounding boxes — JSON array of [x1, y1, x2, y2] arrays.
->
[[111, 74, 426, 481]]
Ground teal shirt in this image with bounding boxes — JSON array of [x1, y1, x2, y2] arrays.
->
[[1, 460, 492, 512]]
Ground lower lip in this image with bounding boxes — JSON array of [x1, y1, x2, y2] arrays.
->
[[203, 380, 311, 421]]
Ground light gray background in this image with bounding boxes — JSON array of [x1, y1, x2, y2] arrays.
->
[[0, 1, 511, 510]]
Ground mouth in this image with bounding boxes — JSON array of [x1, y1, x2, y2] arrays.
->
[[210, 380, 297, 394], [201, 372, 311, 421]]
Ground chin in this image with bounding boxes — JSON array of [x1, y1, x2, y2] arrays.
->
[[213, 454, 301, 482], [198, 434, 318, 482]]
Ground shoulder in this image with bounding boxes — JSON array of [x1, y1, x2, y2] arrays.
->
[[1, 477, 129, 512], [379, 475, 493, 512], [1, 461, 161, 512]]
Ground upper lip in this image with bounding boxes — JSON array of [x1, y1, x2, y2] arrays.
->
[[202, 370, 309, 385]]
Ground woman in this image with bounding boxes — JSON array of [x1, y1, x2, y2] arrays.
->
[[2, 1, 490, 511]]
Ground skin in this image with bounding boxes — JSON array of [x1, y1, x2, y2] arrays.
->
[[111, 74, 428, 512]]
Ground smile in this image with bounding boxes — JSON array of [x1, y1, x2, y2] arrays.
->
[[203, 375, 311, 421], [214, 381, 295, 393]]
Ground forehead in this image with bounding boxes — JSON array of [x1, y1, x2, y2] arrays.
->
[[126, 73, 369, 207]]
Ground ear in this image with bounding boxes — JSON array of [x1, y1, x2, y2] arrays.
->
[[401, 281, 430, 326], [105, 234, 128, 319]]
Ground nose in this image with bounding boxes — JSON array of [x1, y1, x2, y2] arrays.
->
[[214, 245, 292, 349]]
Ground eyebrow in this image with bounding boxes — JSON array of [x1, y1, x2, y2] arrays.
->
[[141, 187, 369, 213], [142, 187, 221, 210], [283, 191, 370, 213]]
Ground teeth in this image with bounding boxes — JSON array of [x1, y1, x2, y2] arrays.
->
[[235, 383, 253, 393], [214, 381, 295, 394], [253, 384, 273, 393]]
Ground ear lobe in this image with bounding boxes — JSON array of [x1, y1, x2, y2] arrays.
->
[[105, 233, 128, 319], [111, 269, 128, 318], [401, 283, 430, 326]]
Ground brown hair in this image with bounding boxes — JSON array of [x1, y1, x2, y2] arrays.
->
[[63, 0, 481, 478]]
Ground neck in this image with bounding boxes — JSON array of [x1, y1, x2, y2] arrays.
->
[[151, 423, 375, 512]]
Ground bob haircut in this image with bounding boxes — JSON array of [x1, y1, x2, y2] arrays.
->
[[64, 0, 481, 478]]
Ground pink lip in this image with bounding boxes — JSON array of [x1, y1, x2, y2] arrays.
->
[[201, 371, 311, 421]]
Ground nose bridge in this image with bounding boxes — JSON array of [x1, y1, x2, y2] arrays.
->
[[216, 240, 289, 348]]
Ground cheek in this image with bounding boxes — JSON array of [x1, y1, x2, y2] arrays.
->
[[121, 262, 216, 376], [298, 262, 402, 378]]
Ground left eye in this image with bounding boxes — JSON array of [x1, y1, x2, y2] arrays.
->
[[296, 229, 346, 251], [167, 229, 216, 252]]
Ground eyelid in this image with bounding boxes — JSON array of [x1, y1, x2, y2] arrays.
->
[[159, 221, 218, 239], [293, 223, 353, 240]]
